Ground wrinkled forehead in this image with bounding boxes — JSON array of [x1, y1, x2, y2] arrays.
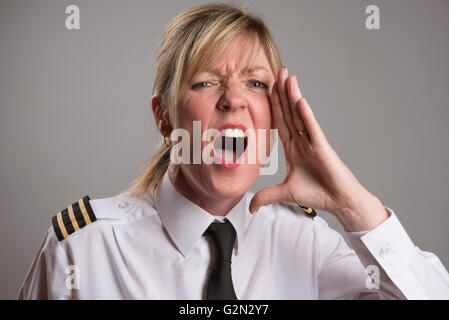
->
[[186, 34, 274, 82], [206, 37, 268, 71]]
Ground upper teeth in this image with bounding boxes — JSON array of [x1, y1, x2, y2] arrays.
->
[[221, 128, 245, 138]]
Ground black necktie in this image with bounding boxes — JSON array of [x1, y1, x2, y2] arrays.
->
[[203, 219, 238, 300]]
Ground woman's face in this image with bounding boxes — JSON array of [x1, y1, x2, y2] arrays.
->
[[171, 35, 276, 204]]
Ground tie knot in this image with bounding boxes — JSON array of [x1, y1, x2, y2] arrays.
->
[[204, 219, 236, 263]]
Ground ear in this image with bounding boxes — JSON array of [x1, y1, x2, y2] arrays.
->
[[151, 95, 173, 137]]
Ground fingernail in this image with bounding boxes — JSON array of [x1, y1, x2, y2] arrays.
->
[[283, 66, 288, 74]]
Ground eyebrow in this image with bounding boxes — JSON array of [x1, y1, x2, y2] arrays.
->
[[241, 66, 271, 75], [201, 65, 271, 76]]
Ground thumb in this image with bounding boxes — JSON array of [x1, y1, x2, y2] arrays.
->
[[249, 184, 287, 214]]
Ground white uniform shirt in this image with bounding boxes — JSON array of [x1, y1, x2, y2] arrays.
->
[[18, 172, 449, 299]]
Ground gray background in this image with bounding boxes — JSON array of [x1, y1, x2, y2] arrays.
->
[[1, 0, 448, 299]]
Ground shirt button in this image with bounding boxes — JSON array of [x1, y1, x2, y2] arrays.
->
[[118, 202, 129, 209], [379, 246, 390, 258]]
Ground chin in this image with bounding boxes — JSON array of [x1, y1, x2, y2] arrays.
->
[[208, 166, 259, 199]]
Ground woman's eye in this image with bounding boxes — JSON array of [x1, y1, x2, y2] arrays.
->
[[249, 80, 268, 89], [192, 82, 212, 89], [192, 80, 268, 90]]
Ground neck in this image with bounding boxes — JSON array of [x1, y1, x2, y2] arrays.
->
[[167, 164, 244, 216]]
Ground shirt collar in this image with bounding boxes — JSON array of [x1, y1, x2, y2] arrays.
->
[[154, 171, 249, 258]]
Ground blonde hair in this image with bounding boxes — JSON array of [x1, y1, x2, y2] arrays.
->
[[124, 2, 282, 200]]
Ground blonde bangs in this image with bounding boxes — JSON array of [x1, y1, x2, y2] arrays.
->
[[185, 35, 260, 82], [182, 21, 278, 89]]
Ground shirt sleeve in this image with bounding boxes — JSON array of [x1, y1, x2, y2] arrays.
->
[[345, 207, 449, 299], [315, 207, 449, 300], [17, 227, 72, 300]]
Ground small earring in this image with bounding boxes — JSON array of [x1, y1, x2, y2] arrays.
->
[[164, 135, 171, 147]]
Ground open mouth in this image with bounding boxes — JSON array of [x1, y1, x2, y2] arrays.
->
[[213, 125, 248, 168]]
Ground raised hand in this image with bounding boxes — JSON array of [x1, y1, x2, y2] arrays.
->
[[249, 67, 388, 232]]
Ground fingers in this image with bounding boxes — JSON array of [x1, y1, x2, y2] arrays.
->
[[297, 98, 328, 147], [275, 66, 328, 148], [270, 85, 291, 140], [286, 75, 306, 132], [249, 185, 287, 214], [277, 67, 297, 134]]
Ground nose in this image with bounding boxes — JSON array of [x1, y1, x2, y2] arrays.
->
[[217, 85, 247, 112]]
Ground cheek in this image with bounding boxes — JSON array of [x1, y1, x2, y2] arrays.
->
[[251, 99, 272, 129], [175, 96, 215, 129]]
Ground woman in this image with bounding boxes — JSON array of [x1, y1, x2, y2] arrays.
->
[[18, 3, 449, 299]]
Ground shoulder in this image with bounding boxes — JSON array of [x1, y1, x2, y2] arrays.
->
[[247, 190, 316, 223], [255, 198, 349, 254], [261, 200, 316, 227], [247, 192, 329, 240], [50, 192, 157, 242]]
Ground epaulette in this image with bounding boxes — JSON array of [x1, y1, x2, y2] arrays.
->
[[52, 196, 97, 241], [297, 204, 317, 218]]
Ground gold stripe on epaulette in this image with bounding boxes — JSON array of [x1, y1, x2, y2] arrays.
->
[[67, 204, 80, 231], [56, 211, 69, 239], [78, 198, 92, 225]]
